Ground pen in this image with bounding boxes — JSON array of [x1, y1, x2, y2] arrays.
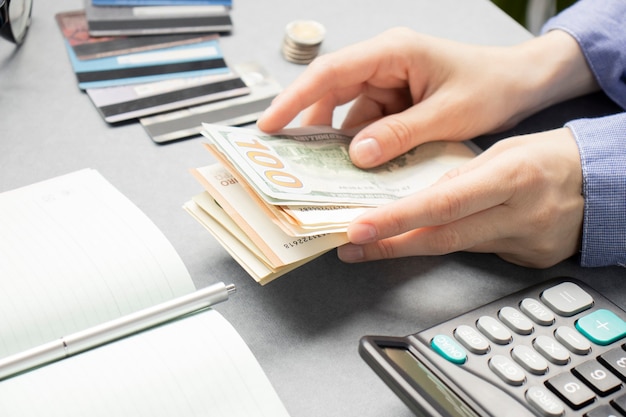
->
[[0, 281, 236, 381]]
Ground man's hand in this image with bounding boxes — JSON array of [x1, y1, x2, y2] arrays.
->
[[338, 128, 584, 268]]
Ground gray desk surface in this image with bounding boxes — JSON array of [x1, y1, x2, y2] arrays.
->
[[1, 1, 624, 416]]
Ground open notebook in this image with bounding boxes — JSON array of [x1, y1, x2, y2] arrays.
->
[[0, 169, 289, 417]]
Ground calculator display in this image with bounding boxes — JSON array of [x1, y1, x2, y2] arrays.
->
[[383, 347, 479, 417]]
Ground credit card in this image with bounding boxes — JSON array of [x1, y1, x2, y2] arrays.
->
[[140, 62, 281, 143], [56, 10, 218, 60], [64, 39, 228, 90], [87, 72, 250, 123], [84, 3, 232, 36]]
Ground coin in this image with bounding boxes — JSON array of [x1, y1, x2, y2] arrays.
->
[[281, 20, 325, 64]]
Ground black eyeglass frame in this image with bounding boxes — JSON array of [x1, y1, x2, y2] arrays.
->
[[0, 0, 33, 45]]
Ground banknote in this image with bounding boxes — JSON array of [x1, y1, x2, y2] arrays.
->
[[184, 196, 320, 284], [191, 163, 348, 269], [200, 124, 477, 206], [282, 205, 370, 231], [200, 142, 365, 236]]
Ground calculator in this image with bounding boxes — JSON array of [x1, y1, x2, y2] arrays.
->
[[359, 278, 626, 417]]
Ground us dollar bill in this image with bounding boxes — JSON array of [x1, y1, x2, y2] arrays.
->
[[201, 124, 477, 206]]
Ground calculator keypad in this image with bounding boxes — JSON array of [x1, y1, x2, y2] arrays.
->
[[427, 281, 626, 416]]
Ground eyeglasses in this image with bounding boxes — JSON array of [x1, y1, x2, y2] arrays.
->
[[0, 0, 33, 45]]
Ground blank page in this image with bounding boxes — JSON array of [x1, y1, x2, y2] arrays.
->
[[0, 309, 291, 417], [0, 169, 195, 358]]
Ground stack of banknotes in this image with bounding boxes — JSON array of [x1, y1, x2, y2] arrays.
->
[[184, 124, 478, 284]]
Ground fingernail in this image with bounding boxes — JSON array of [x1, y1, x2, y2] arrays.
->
[[352, 137, 381, 166], [338, 244, 365, 262], [348, 223, 378, 244]]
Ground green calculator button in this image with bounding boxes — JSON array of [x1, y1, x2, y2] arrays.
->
[[575, 309, 626, 345], [431, 334, 467, 364]]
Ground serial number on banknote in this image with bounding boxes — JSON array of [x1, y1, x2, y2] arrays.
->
[[283, 234, 328, 249]]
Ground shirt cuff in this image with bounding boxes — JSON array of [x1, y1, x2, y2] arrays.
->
[[566, 113, 626, 267], [541, 0, 626, 110]]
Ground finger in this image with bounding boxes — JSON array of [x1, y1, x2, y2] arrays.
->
[[339, 95, 383, 129], [257, 43, 381, 132], [347, 163, 513, 245], [339, 204, 512, 262], [433, 141, 505, 185], [299, 85, 362, 126], [258, 28, 422, 132], [348, 91, 466, 168], [347, 60, 515, 168], [340, 87, 413, 130], [339, 233, 568, 269]]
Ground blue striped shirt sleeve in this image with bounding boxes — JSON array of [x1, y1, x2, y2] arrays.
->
[[566, 114, 626, 267], [542, 0, 626, 267]]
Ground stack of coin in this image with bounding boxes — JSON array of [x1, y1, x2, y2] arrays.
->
[[281, 20, 326, 64]]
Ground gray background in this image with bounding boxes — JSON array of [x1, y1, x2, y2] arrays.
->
[[1, 1, 623, 416]]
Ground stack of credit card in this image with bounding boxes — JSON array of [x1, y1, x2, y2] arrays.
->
[[55, 5, 281, 143]]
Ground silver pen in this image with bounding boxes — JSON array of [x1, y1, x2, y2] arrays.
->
[[0, 281, 236, 380]]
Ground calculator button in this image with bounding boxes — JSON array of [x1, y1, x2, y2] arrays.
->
[[611, 393, 626, 414], [546, 372, 596, 409], [512, 345, 549, 375], [525, 386, 565, 417], [599, 347, 626, 381], [541, 282, 594, 316], [585, 404, 622, 417], [499, 306, 534, 335], [454, 325, 490, 354], [521, 298, 556, 326], [555, 326, 592, 355], [576, 309, 626, 346], [477, 316, 512, 344], [430, 334, 467, 364], [534, 335, 571, 365], [573, 360, 622, 396], [488, 354, 526, 386]]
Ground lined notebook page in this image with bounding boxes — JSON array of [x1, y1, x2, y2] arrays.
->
[[0, 169, 195, 358], [0, 309, 291, 417]]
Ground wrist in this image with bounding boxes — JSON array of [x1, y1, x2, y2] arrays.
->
[[511, 30, 599, 116]]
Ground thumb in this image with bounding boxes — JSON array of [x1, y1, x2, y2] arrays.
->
[[348, 101, 448, 168]]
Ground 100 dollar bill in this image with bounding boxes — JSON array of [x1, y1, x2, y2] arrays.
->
[[201, 124, 477, 206]]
